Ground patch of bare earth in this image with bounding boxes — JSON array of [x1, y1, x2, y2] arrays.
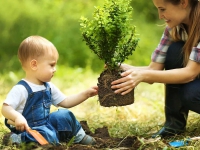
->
[[2, 121, 139, 150]]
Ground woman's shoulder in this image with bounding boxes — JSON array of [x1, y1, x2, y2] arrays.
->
[[161, 26, 171, 37]]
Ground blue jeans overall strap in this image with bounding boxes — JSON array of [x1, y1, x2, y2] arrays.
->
[[5, 80, 82, 145], [19, 80, 59, 144]]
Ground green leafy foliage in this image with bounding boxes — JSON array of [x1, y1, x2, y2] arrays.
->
[[80, 0, 139, 70], [0, 0, 163, 73]]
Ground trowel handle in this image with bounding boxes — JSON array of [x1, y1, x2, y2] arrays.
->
[[7, 119, 30, 132], [7, 119, 15, 126]]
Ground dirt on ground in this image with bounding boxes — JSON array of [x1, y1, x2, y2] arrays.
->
[[73, 121, 139, 150], [2, 121, 139, 150], [46, 120, 138, 150]]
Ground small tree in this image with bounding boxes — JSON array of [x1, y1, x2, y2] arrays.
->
[[80, 0, 139, 107]]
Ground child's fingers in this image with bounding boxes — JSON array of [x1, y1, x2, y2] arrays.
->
[[24, 123, 29, 130]]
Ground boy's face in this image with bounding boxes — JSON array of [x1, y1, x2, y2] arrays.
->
[[34, 49, 59, 84]]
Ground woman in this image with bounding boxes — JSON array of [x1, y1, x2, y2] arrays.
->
[[111, 0, 200, 138]]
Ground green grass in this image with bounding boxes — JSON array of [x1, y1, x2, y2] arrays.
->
[[1, 66, 200, 149]]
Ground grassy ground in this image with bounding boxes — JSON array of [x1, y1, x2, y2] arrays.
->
[[1, 66, 200, 149]]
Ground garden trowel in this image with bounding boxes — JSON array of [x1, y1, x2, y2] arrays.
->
[[7, 119, 49, 145]]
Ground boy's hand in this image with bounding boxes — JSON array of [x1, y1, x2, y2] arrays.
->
[[88, 86, 98, 97], [14, 115, 29, 131]]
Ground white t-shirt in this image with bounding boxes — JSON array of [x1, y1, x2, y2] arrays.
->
[[4, 79, 66, 114]]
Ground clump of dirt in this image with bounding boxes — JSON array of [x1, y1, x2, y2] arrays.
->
[[98, 69, 134, 107], [1, 121, 139, 150]]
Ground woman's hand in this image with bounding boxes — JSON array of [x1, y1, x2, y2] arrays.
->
[[120, 63, 135, 71], [111, 69, 143, 95], [111, 62, 164, 95]]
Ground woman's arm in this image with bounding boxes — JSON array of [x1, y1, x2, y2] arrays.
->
[[120, 62, 164, 71], [112, 60, 200, 95], [142, 60, 199, 84]]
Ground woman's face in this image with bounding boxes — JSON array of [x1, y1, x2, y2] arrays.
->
[[153, 0, 190, 28]]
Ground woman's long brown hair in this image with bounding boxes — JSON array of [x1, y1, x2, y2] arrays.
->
[[166, 0, 200, 66]]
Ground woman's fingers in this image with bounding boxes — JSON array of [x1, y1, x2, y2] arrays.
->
[[121, 88, 133, 95], [111, 70, 132, 86], [111, 78, 125, 87], [111, 69, 139, 94], [112, 77, 136, 94], [113, 82, 135, 94]]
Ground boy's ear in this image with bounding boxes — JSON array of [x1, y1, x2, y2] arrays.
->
[[181, 0, 189, 8], [30, 59, 38, 70]]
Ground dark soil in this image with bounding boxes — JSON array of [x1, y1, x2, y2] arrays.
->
[[62, 120, 139, 149], [98, 69, 134, 107], [2, 121, 139, 150], [78, 121, 138, 150]]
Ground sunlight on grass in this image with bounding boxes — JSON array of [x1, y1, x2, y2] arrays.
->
[[67, 82, 165, 138], [0, 67, 164, 131], [1, 67, 200, 149]]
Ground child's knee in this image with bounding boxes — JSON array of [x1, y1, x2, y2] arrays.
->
[[49, 109, 77, 123]]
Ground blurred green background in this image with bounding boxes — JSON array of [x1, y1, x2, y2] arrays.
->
[[2, 2, 200, 149], [0, 0, 163, 74]]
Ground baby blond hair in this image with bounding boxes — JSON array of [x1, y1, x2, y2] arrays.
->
[[18, 36, 58, 66]]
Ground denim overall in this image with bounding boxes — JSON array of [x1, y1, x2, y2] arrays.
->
[[5, 80, 82, 145]]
